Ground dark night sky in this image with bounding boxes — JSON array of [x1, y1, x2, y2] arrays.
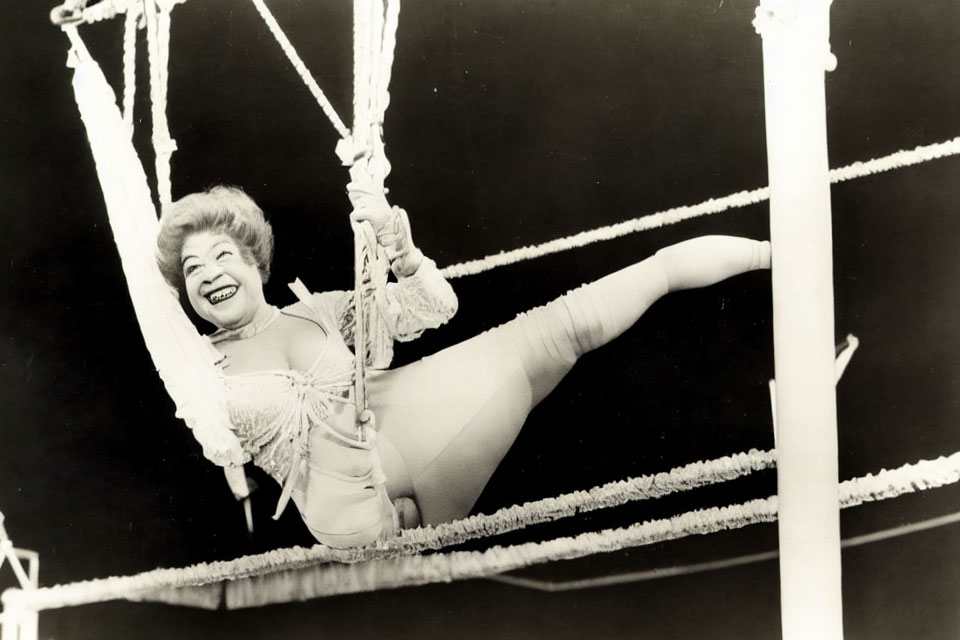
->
[[1, 1, 959, 638]]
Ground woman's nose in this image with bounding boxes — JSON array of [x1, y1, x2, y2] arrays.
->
[[200, 263, 224, 283]]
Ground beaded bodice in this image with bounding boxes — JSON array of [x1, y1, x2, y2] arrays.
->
[[224, 342, 357, 486], [209, 264, 457, 527]]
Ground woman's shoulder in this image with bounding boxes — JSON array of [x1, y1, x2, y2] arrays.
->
[[282, 289, 346, 326]]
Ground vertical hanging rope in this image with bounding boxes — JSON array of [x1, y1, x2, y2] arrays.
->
[[376, 0, 400, 122], [121, 7, 139, 137], [143, 0, 177, 212], [366, 0, 384, 142], [351, 0, 383, 440]]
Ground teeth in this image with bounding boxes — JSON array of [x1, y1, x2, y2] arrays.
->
[[207, 286, 238, 304]]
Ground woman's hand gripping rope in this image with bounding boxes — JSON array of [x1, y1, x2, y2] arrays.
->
[[347, 167, 423, 277]]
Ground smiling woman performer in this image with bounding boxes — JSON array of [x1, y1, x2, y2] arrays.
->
[[157, 182, 771, 549]]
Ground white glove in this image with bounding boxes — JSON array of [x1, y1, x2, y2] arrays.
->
[[347, 170, 423, 276]]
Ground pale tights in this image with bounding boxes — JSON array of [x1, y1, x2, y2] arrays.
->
[[370, 236, 771, 524]]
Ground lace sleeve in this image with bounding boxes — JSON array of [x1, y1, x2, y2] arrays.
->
[[380, 256, 459, 342], [329, 257, 458, 367]]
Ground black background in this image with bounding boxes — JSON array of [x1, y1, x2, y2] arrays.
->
[[1, 0, 959, 638]]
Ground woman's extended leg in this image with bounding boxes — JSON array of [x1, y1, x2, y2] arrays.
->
[[374, 236, 770, 524], [521, 235, 771, 404]]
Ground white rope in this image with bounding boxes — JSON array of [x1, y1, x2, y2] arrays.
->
[[440, 136, 960, 279], [353, 0, 371, 140], [248, 0, 351, 140], [121, 7, 140, 137], [396, 448, 774, 553], [143, 0, 177, 212], [0, 448, 772, 609], [376, 0, 401, 125], [61, 0, 185, 24], [488, 508, 960, 592], [190, 449, 960, 607], [348, 0, 402, 419], [6, 450, 960, 611]]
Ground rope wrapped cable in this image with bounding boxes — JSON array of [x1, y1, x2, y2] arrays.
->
[[4, 451, 960, 611], [248, 0, 351, 140], [440, 136, 960, 279]]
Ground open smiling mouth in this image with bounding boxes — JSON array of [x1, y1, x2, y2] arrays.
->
[[206, 285, 238, 305]]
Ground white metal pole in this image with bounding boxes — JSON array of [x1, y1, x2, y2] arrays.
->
[[753, 1, 844, 638]]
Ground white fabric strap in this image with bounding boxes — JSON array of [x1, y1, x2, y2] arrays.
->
[[66, 30, 244, 468]]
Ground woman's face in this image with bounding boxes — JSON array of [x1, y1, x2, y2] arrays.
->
[[180, 231, 267, 330]]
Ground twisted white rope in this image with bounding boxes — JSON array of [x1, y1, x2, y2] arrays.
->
[[489, 509, 960, 592], [6, 450, 960, 611], [249, 0, 351, 140], [143, 0, 177, 212], [68, 0, 185, 23], [377, 0, 401, 124], [121, 8, 139, 136], [440, 136, 960, 279], [0, 448, 773, 609], [77, 0, 146, 24], [353, 0, 372, 138]]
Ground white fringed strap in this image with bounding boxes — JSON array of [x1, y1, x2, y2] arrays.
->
[[440, 136, 960, 279]]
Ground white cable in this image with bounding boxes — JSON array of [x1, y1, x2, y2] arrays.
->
[[143, 0, 177, 212], [121, 7, 139, 136], [248, 0, 352, 140], [487, 507, 960, 592], [441, 137, 960, 279]]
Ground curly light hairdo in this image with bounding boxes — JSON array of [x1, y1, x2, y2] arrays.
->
[[157, 186, 275, 289]]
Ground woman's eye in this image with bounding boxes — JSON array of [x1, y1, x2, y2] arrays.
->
[[216, 250, 233, 260], [184, 264, 199, 276]]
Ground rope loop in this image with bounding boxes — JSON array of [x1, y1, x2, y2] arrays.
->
[[50, 1, 88, 26]]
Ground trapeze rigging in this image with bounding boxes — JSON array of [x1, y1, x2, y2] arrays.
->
[[3, 2, 960, 640]]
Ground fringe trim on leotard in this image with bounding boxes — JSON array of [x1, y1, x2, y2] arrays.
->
[[440, 136, 960, 279], [5, 450, 960, 612]]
